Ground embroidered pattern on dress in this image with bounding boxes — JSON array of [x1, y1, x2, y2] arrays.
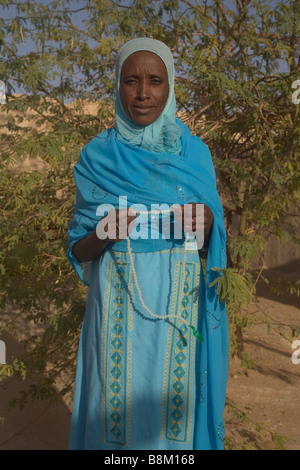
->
[[199, 370, 208, 406], [161, 261, 200, 443], [175, 185, 203, 204], [207, 309, 221, 333], [92, 185, 108, 200], [101, 260, 132, 446]]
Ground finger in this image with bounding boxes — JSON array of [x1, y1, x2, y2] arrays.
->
[[186, 205, 205, 233], [127, 207, 137, 227], [128, 207, 136, 216], [116, 208, 137, 238], [171, 204, 183, 225]]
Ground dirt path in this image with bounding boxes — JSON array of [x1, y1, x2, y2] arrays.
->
[[226, 269, 300, 450]]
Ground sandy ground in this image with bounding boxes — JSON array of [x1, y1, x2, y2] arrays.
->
[[226, 274, 300, 450], [0, 267, 299, 451]]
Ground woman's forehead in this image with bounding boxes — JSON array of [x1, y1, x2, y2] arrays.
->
[[121, 51, 167, 76]]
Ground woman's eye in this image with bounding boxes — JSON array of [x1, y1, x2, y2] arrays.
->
[[123, 78, 163, 86]]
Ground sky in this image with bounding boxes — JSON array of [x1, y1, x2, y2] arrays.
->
[[0, 0, 291, 96]]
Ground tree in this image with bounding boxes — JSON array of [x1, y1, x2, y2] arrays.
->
[[0, 0, 299, 444]]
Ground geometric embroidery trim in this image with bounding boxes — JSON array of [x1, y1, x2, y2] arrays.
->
[[101, 260, 132, 446], [161, 261, 200, 442]]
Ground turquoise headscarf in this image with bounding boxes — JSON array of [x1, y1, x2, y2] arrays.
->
[[115, 37, 182, 154]]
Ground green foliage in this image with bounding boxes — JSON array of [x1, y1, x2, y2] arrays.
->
[[229, 232, 266, 270], [209, 268, 252, 306], [209, 267, 254, 354], [271, 278, 300, 297], [0, 0, 299, 449]]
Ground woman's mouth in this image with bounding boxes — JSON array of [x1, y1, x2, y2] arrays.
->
[[132, 105, 154, 115]]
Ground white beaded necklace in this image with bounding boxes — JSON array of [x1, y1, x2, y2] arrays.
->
[[126, 209, 203, 342]]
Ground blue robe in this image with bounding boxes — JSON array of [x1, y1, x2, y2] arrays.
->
[[67, 119, 228, 450]]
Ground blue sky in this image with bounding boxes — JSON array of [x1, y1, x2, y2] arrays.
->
[[1, 0, 290, 95]]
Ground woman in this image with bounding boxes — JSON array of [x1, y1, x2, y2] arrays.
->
[[67, 38, 228, 450]]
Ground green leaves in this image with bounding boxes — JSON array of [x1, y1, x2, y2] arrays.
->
[[229, 233, 266, 269], [209, 268, 252, 308]]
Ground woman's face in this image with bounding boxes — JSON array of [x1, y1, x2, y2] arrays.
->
[[120, 51, 169, 126]]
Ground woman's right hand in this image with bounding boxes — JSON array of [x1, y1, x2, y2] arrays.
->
[[96, 207, 137, 242], [73, 208, 137, 263]]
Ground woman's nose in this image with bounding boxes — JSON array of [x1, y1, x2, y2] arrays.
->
[[136, 80, 149, 100]]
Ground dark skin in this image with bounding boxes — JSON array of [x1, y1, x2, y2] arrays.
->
[[120, 51, 169, 126], [72, 207, 137, 263], [73, 51, 213, 263]]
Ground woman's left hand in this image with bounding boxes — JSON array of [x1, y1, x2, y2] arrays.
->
[[171, 203, 213, 239]]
